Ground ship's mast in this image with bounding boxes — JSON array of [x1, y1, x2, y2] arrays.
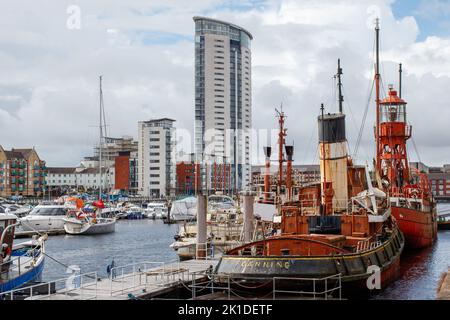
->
[[337, 59, 344, 113], [375, 18, 381, 172], [276, 106, 286, 194]]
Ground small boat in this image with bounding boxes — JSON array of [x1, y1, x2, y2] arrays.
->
[[144, 202, 168, 219], [63, 200, 116, 235], [20, 204, 68, 232], [0, 213, 46, 293], [438, 214, 450, 230], [125, 206, 144, 220], [64, 216, 116, 235]]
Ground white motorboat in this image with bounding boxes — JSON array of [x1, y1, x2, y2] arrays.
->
[[63, 216, 116, 235], [0, 203, 32, 218], [19, 204, 68, 232], [145, 202, 168, 219], [124, 206, 144, 219]]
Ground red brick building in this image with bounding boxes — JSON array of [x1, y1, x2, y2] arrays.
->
[[176, 161, 200, 195], [115, 151, 130, 191], [176, 161, 233, 195]]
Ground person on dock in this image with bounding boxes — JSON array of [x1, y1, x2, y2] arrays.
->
[[107, 259, 116, 279]]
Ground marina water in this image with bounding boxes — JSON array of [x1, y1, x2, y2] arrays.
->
[[29, 220, 179, 282]]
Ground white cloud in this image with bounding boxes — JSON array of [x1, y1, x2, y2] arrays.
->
[[0, 0, 448, 167]]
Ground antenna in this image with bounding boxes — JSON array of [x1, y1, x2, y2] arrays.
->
[[399, 63, 402, 98]]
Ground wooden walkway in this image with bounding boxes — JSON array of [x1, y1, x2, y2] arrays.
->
[[27, 259, 219, 300]]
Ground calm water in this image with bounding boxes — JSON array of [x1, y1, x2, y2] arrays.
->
[[17, 204, 450, 299], [33, 220, 179, 282], [374, 203, 450, 300]]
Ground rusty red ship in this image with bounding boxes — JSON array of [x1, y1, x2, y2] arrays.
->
[[214, 58, 404, 295], [372, 21, 437, 249]]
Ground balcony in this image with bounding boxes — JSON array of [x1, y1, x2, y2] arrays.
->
[[11, 171, 18, 176], [18, 178, 25, 184], [11, 163, 18, 169], [19, 164, 26, 169]]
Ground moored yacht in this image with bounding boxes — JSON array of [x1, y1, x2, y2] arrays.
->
[[20, 204, 68, 232]]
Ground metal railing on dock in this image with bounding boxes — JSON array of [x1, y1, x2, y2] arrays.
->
[[188, 273, 342, 300], [108, 260, 192, 296], [1, 271, 98, 300]]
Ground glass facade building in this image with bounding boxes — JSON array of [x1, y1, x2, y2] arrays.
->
[[193, 16, 253, 192]]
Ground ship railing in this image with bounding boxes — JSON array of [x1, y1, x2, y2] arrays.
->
[[188, 273, 342, 300], [0, 242, 43, 279], [356, 239, 382, 252], [0, 271, 98, 300]]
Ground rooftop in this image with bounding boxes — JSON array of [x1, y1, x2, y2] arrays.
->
[[193, 16, 253, 40]]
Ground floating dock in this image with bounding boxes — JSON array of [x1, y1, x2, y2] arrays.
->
[[2, 259, 218, 300]]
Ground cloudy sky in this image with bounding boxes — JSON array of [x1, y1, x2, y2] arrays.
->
[[0, 0, 449, 167]]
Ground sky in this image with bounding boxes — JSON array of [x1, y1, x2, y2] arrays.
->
[[0, 0, 449, 167]]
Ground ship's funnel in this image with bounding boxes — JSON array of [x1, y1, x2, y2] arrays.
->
[[318, 113, 346, 143], [285, 145, 294, 161], [263, 146, 272, 158], [318, 112, 348, 212]]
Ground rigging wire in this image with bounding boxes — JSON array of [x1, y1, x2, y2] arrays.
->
[[353, 78, 375, 160], [410, 135, 422, 164]]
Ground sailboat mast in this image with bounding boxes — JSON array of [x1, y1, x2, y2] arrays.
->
[[375, 18, 381, 172], [99, 75, 103, 200]]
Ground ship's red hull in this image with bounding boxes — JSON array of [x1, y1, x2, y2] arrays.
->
[[391, 206, 437, 249]]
